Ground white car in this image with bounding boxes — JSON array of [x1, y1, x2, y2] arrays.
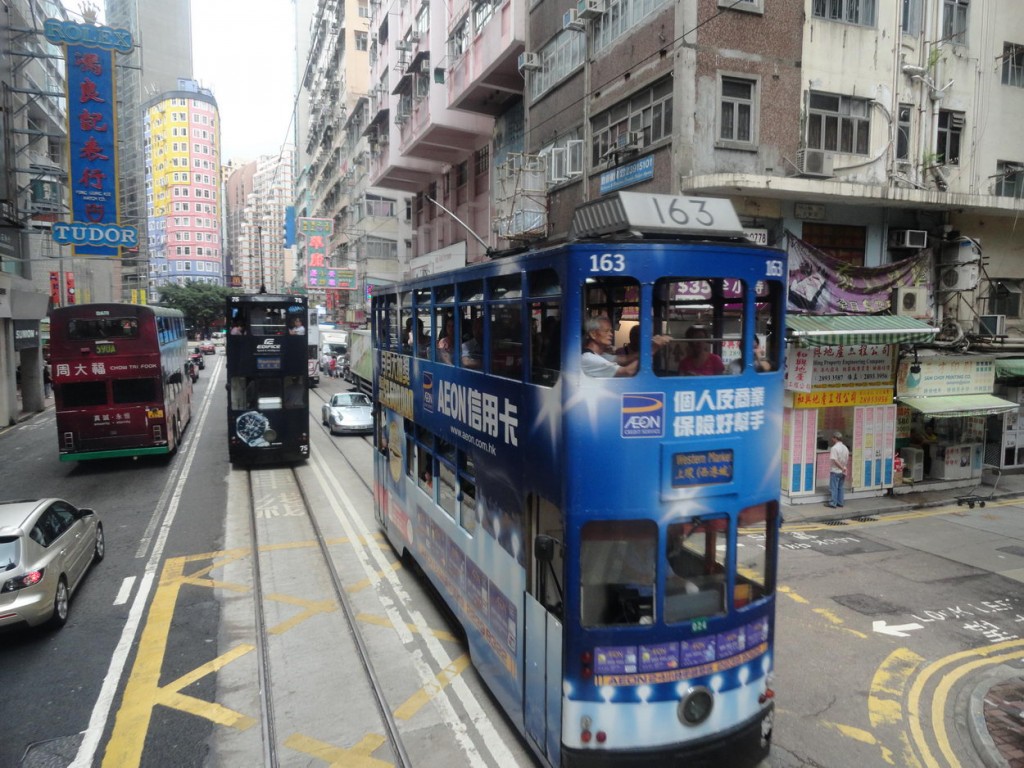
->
[[0, 498, 104, 630], [321, 392, 374, 436]]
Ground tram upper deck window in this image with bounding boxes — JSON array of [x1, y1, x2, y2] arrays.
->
[[734, 502, 777, 608], [665, 517, 728, 622], [582, 276, 641, 378], [580, 520, 656, 626], [654, 278, 745, 377], [413, 289, 431, 359], [529, 270, 561, 387], [754, 279, 784, 374]]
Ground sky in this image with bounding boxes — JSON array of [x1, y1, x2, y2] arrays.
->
[[70, 0, 297, 164]]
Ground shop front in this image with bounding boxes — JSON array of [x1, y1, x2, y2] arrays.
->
[[893, 355, 1017, 490], [781, 315, 938, 504], [986, 358, 1024, 470]]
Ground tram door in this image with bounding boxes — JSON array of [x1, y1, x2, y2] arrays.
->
[[524, 495, 564, 765]]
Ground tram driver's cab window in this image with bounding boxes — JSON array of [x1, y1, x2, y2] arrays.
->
[[734, 502, 777, 607], [665, 517, 728, 622], [654, 278, 744, 376], [582, 276, 641, 378], [580, 520, 656, 626]]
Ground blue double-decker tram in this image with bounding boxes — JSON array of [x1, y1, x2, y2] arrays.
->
[[225, 294, 310, 464], [371, 192, 786, 767]]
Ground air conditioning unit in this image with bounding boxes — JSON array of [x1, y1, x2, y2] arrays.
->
[[893, 286, 930, 318], [889, 229, 928, 249], [939, 262, 980, 292], [941, 238, 982, 264], [979, 314, 1007, 336], [379, 133, 389, 145], [796, 149, 834, 177], [395, 41, 411, 52], [563, 9, 584, 30], [518, 52, 541, 72], [577, 0, 605, 18]]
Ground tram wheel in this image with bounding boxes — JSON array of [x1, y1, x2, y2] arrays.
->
[[980, 501, 986, 507]]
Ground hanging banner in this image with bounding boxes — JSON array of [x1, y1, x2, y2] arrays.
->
[[786, 232, 933, 315]]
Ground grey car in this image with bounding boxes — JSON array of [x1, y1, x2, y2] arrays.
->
[[321, 392, 374, 435], [0, 499, 104, 630]]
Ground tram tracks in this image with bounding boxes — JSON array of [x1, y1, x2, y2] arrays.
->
[[243, 461, 410, 768]]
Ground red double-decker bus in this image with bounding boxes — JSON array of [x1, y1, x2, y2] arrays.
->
[[49, 304, 194, 461]]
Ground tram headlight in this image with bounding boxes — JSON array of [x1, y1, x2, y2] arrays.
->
[[678, 686, 714, 726]]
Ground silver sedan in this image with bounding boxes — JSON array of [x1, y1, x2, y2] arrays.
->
[[0, 498, 104, 630], [320, 392, 374, 436]]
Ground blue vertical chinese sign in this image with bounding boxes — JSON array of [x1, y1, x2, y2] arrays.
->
[[44, 19, 136, 257]]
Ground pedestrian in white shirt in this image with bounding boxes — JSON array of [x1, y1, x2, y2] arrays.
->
[[828, 431, 850, 508]]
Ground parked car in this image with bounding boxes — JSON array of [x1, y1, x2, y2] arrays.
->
[[0, 498, 104, 629], [320, 392, 374, 435], [197, 341, 216, 355]]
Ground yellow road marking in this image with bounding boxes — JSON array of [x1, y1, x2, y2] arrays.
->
[[777, 585, 809, 604], [783, 498, 1020, 533], [393, 654, 471, 721], [907, 638, 1024, 767], [347, 561, 404, 593], [284, 732, 391, 767], [356, 612, 459, 642], [265, 594, 338, 635]]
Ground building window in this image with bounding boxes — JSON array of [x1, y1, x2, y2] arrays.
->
[[902, 0, 921, 34], [989, 280, 1022, 318], [356, 31, 368, 51], [801, 223, 866, 267], [718, 75, 758, 149], [528, 28, 585, 100], [358, 0, 369, 17], [937, 110, 963, 165], [591, 78, 672, 166], [806, 92, 870, 155], [594, 0, 672, 52], [1003, 43, 1024, 87], [812, 0, 876, 26], [897, 104, 912, 160], [718, 0, 763, 13], [942, 0, 968, 45], [995, 161, 1024, 198], [474, 146, 489, 178]]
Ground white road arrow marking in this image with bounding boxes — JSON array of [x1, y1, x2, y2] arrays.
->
[[873, 620, 924, 638]]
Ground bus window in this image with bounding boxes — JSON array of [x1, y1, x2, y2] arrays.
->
[[735, 502, 777, 607], [580, 520, 656, 626], [665, 518, 728, 622], [112, 378, 158, 404], [59, 381, 107, 407], [654, 278, 745, 377]]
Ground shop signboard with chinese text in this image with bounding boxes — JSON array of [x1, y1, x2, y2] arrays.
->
[[896, 356, 995, 397]]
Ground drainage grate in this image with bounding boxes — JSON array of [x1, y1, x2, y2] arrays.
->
[[851, 516, 878, 523], [823, 519, 848, 526]]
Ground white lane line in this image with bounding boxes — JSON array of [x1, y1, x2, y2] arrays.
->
[[309, 451, 519, 768], [70, 356, 221, 768], [113, 576, 136, 606]]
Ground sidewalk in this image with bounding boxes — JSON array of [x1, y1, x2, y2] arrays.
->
[[783, 473, 1024, 768]]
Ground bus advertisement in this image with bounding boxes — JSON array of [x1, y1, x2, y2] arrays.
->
[[49, 304, 193, 461]]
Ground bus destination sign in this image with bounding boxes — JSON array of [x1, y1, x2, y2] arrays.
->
[[95, 342, 116, 355]]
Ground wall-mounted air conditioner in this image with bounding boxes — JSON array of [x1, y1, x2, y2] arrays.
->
[[577, 0, 605, 18], [796, 149, 834, 177], [979, 314, 1007, 336], [893, 286, 931, 319], [563, 9, 584, 30], [889, 229, 928, 249], [939, 262, 980, 292], [941, 238, 982, 264], [518, 52, 541, 72]]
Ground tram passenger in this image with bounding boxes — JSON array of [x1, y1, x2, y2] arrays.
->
[[582, 316, 670, 377], [437, 316, 456, 364], [288, 316, 306, 335], [461, 316, 484, 368], [754, 334, 772, 371], [678, 325, 725, 376]]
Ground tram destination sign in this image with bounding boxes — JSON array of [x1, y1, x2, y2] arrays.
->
[[571, 192, 745, 239]]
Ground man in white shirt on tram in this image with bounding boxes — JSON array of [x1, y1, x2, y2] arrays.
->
[[581, 316, 669, 378]]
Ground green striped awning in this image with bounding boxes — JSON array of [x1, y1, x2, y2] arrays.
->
[[995, 358, 1024, 380], [896, 394, 1019, 418], [786, 315, 938, 348]]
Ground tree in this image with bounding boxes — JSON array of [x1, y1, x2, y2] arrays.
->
[[157, 282, 236, 337]]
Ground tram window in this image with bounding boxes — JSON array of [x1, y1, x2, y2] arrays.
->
[[528, 269, 561, 298], [283, 376, 305, 408], [489, 303, 523, 379], [417, 446, 435, 497], [754, 279, 784, 374], [460, 478, 478, 534], [250, 307, 287, 336], [112, 378, 157, 404], [735, 502, 777, 607], [438, 462, 457, 519], [530, 302, 561, 386], [384, 297, 399, 350], [583, 277, 641, 378], [399, 292, 413, 354], [580, 520, 656, 626], [459, 279, 484, 302], [59, 380, 107, 407], [653, 278, 745, 377], [665, 518, 728, 623], [459, 305, 484, 369], [436, 309, 455, 365]]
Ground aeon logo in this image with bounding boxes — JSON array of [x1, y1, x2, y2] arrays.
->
[[621, 393, 665, 438], [422, 371, 434, 412]]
